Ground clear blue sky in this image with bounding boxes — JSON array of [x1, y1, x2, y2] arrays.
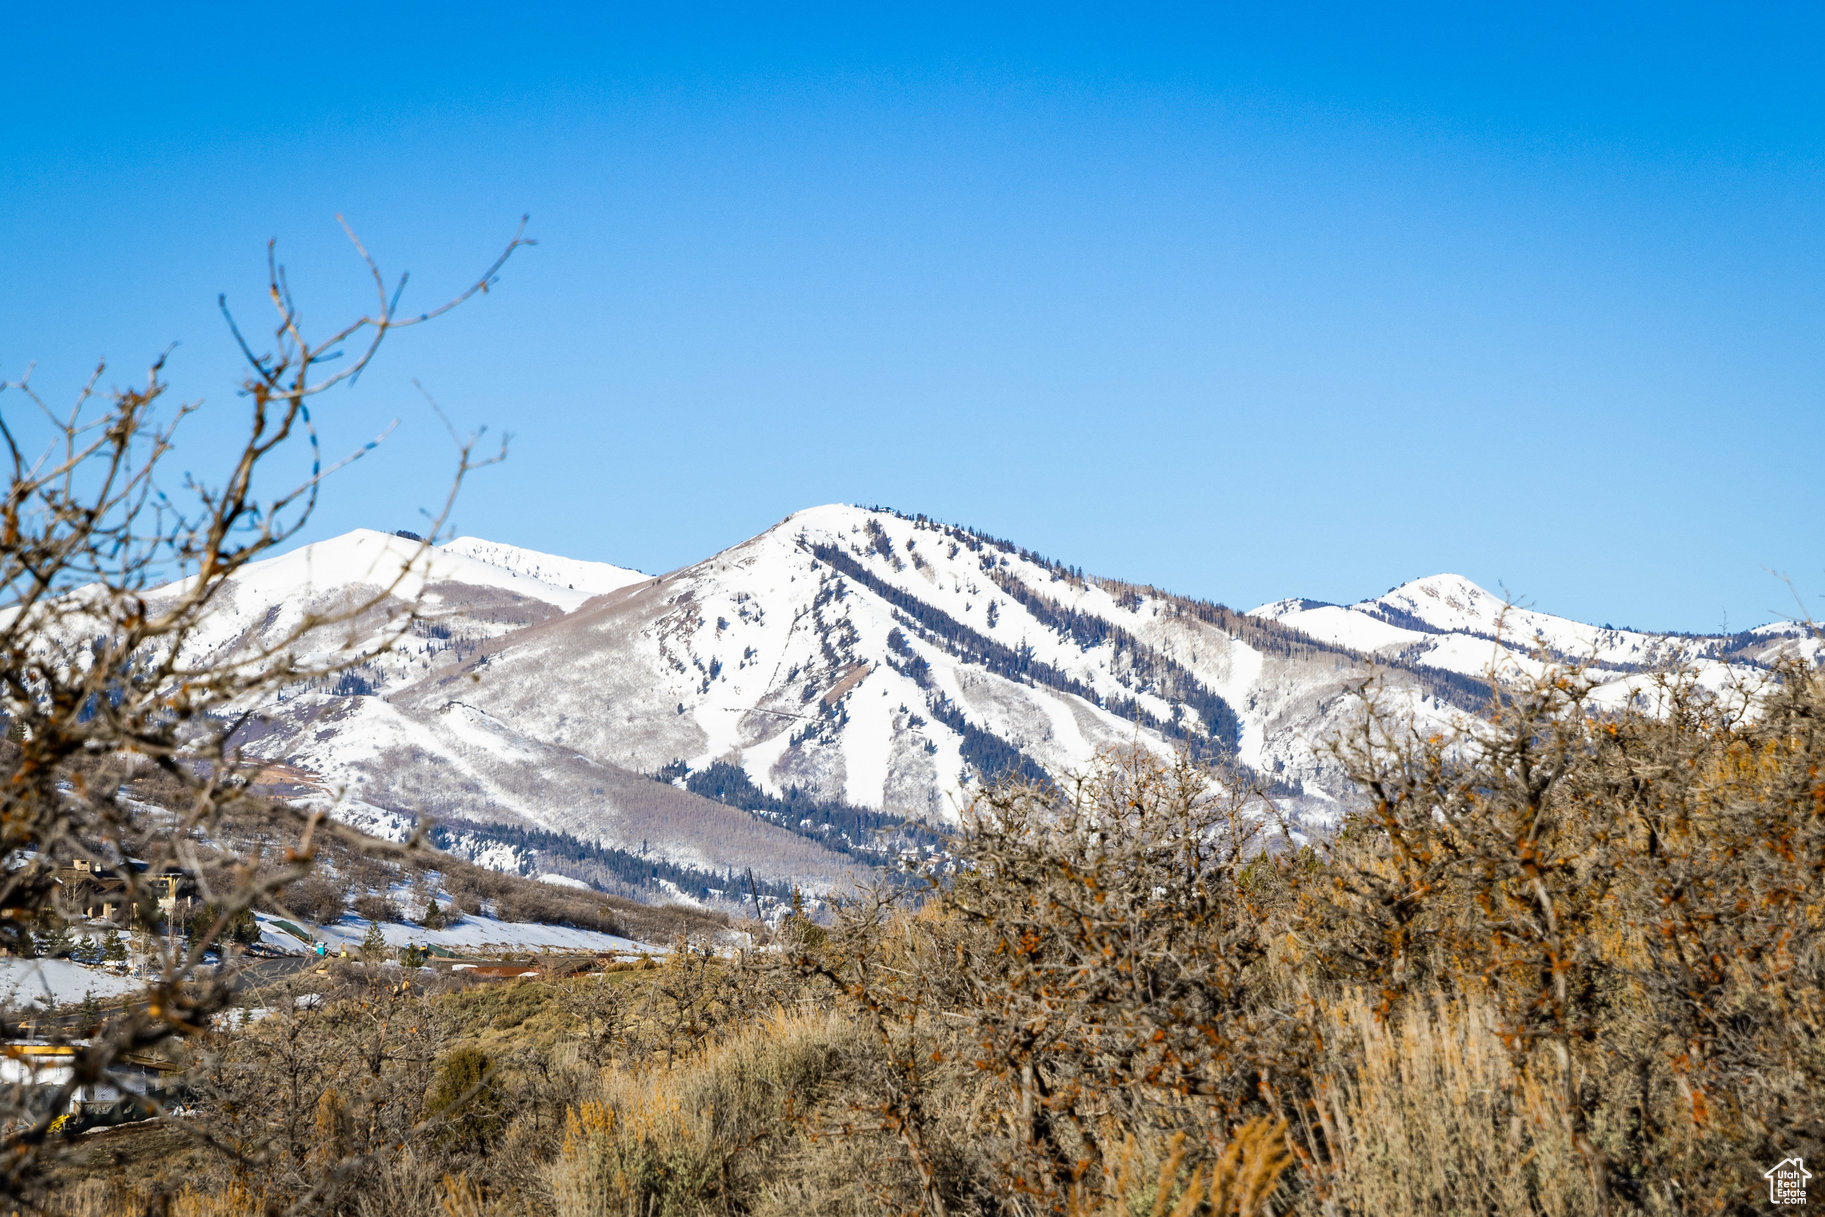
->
[[3, 4, 1821, 632]]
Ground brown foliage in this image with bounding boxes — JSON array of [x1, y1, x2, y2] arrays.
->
[[41, 647, 1825, 1217], [281, 874, 348, 927], [1313, 658, 1825, 1208], [760, 749, 1308, 1214]]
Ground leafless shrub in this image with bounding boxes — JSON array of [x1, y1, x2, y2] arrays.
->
[[35, 596, 1822, 1216], [352, 894, 402, 924], [277, 874, 346, 926], [346, 857, 401, 902], [938, 749, 1299, 1184], [777, 747, 1305, 1214], [0, 214, 529, 1199], [1311, 653, 1825, 1209]]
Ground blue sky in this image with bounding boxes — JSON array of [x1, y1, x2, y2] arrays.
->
[[3, 4, 1821, 631]]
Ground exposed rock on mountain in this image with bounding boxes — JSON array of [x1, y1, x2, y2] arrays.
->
[[169, 507, 1810, 900]]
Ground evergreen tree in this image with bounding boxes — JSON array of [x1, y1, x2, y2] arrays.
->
[[184, 903, 218, 944], [101, 929, 127, 965], [224, 906, 260, 945], [185, 902, 259, 948], [421, 897, 447, 930], [40, 919, 75, 959], [360, 919, 388, 962]]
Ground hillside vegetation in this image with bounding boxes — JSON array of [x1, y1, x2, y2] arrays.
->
[[49, 653, 1823, 1216]]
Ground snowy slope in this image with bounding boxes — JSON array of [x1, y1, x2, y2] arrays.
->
[[146, 528, 630, 707], [173, 528, 619, 624], [147, 530, 870, 895], [1252, 573, 1816, 713], [387, 506, 1225, 823], [438, 537, 649, 601], [164, 529, 649, 671], [254, 910, 656, 957], [333, 505, 1527, 828], [0, 958, 143, 1007], [104, 507, 1814, 895], [257, 691, 867, 892]]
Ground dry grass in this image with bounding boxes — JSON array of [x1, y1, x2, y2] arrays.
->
[[548, 1007, 866, 1217], [58, 1178, 267, 1217], [1070, 1120, 1293, 1217], [1311, 991, 1599, 1217], [33, 660, 1825, 1216], [549, 1001, 1298, 1217]]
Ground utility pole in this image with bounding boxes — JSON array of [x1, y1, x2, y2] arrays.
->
[[744, 868, 768, 943]]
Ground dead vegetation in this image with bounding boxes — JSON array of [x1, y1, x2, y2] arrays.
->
[[30, 648, 1824, 1216], [0, 214, 534, 1197]]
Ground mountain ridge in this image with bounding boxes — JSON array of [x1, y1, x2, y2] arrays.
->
[[151, 504, 1816, 909]]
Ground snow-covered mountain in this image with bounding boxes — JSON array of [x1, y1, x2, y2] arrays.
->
[[154, 507, 1813, 903], [1253, 572, 1817, 707]]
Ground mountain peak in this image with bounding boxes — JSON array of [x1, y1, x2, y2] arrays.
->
[[776, 502, 905, 534], [1376, 573, 1493, 605], [1364, 574, 1503, 632], [154, 511, 1812, 909]]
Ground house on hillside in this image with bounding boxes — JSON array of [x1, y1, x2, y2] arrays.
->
[[147, 865, 198, 923], [0, 1042, 177, 1130], [54, 859, 197, 926], [59, 859, 128, 923], [0, 853, 200, 954]]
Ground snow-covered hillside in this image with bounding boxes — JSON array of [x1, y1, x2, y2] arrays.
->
[[126, 508, 1812, 898], [438, 537, 649, 601], [1252, 572, 1817, 708]]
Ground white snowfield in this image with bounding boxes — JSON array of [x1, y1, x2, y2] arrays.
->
[[90, 506, 1810, 892], [0, 915, 658, 1010], [0, 958, 143, 1007], [438, 537, 650, 603], [194, 529, 646, 618], [1251, 572, 1815, 713], [254, 911, 655, 957], [132, 530, 648, 698]]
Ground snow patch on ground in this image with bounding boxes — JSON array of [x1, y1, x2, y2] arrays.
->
[[1266, 604, 1429, 653], [276, 909, 657, 956], [0, 958, 143, 1006], [439, 537, 649, 600]]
